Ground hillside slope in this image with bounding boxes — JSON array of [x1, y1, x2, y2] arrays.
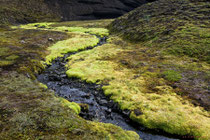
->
[[0, 0, 154, 24], [109, 0, 210, 63], [0, 0, 59, 24]]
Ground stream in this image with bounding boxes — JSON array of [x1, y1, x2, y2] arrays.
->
[[37, 36, 182, 140]]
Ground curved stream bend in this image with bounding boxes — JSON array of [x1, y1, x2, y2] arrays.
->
[[37, 35, 181, 140]]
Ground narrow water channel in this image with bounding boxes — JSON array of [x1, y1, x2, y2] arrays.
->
[[37, 36, 182, 140]]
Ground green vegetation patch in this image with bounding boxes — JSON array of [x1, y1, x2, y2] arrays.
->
[[162, 70, 182, 82], [0, 0, 59, 24], [0, 26, 68, 78], [0, 72, 139, 139], [45, 33, 99, 64], [12, 22, 109, 64], [50, 19, 114, 28], [66, 37, 210, 139], [59, 98, 81, 114], [14, 22, 109, 37], [109, 0, 210, 63]]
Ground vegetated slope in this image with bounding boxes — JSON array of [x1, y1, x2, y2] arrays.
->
[[108, 0, 210, 113], [0, 0, 59, 24], [0, 20, 139, 139], [0, 0, 155, 24], [109, 0, 210, 63]]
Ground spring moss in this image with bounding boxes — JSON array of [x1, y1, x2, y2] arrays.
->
[[45, 33, 99, 64], [59, 98, 81, 114], [14, 22, 109, 37], [11, 22, 109, 64], [1, 20, 141, 139], [0, 60, 15, 66], [90, 122, 139, 140], [66, 37, 210, 139], [162, 70, 182, 82], [0, 72, 139, 139], [39, 83, 48, 89]]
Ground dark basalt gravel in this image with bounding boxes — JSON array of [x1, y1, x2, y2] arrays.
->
[[37, 36, 183, 140]]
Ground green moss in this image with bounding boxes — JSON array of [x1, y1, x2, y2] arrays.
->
[[162, 25, 210, 63], [0, 47, 10, 56], [0, 72, 139, 140], [162, 70, 182, 82], [0, 60, 15, 66], [0, 26, 68, 76], [91, 122, 139, 140], [14, 22, 109, 37], [51, 19, 114, 28], [45, 33, 99, 64], [0, 20, 143, 139], [0, 0, 59, 24], [66, 43, 123, 83], [5, 55, 19, 60], [11, 22, 109, 64], [66, 37, 210, 139], [59, 98, 81, 114], [109, 0, 210, 63], [39, 83, 48, 89]]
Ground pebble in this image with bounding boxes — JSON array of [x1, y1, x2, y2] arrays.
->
[[20, 40, 26, 44], [48, 38, 54, 42]]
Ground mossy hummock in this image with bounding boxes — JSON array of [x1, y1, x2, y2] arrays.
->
[[66, 37, 210, 139]]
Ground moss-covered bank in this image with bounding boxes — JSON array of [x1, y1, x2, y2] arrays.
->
[[0, 72, 139, 139], [66, 36, 210, 139], [0, 20, 139, 139]]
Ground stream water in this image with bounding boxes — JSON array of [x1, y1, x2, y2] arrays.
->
[[37, 36, 182, 140]]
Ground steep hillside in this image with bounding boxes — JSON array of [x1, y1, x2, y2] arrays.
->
[[45, 0, 155, 20], [0, 0, 154, 24], [0, 0, 59, 24], [108, 0, 210, 111], [109, 0, 210, 63]]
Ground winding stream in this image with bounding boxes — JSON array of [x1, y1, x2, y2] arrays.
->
[[37, 36, 181, 140]]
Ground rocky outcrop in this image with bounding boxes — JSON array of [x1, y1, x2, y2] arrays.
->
[[46, 0, 155, 21]]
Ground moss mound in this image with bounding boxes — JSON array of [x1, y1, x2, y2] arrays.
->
[[0, 20, 139, 139], [0, 72, 139, 140], [109, 0, 210, 63], [66, 36, 210, 139]]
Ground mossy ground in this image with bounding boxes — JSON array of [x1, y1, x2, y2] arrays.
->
[[12, 21, 110, 64], [109, 0, 210, 63], [0, 26, 68, 78], [1, 13, 209, 138], [14, 22, 109, 37], [106, 1, 210, 138], [0, 72, 139, 140], [66, 36, 210, 139], [0, 20, 139, 139], [0, 0, 59, 24]]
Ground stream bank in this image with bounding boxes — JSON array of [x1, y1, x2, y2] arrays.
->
[[37, 35, 182, 140]]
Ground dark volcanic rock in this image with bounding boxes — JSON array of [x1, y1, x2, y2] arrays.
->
[[45, 0, 153, 21], [0, 0, 155, 24]]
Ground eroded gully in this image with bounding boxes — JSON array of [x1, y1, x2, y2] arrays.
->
[[37, 35, 183, 140]]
